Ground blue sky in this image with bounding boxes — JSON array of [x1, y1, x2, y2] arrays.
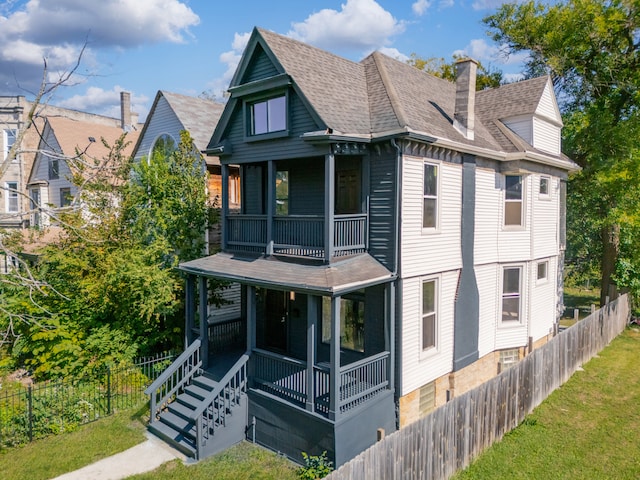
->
[[0, 0, 528, 121]]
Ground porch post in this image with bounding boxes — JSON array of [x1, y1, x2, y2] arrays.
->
[[306, 295, 317, 412], [329, 296, 341, 420], [386, 282, 396, 393], [266, 160, 275, 256], [199, 276, 209, 369], [246, 285, 256, 351], [185, 274, 195, 348], [324, 153, 335, 263], [221, 163, 229, 251]]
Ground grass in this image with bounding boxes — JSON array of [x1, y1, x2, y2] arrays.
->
[[0, 404, 148, 480], [127, 441, 298, 480], [560, 285, 600, 328], [453, 327, 640, 479]]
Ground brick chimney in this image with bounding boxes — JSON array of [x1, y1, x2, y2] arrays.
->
[[120, 91, 132, 131], [453, 58, 479, 141]]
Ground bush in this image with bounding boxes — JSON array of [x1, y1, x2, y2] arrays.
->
[[298, 451, 333, 479]]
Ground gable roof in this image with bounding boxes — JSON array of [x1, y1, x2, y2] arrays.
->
[[211, 27, 577, 171]]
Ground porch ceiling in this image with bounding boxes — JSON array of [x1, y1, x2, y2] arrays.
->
[[178, 252, 395, 295]]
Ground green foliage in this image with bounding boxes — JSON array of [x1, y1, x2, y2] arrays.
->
[[1, 130, 214, 379], [297, 451, 333, 480], [407, 54, 503, 89]]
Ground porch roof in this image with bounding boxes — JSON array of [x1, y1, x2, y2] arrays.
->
[[178, 252, 395, 296]]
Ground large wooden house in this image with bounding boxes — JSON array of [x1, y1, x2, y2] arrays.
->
[[146, 27, 579, 466]]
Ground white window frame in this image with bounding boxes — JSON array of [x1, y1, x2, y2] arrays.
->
[[422, 161, 439, 231], [539, 175, 551, 199], [5, 181, 18, 213], [500, 265, 523, 325], [3, 129, 17, 163], [504, 174, 524, 228], [420, 276, 439, 355], [149, 133, 177, 160], [536, 260, 549, 284]]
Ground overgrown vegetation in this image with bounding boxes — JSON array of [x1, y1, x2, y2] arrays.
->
[[297, 451, 334, 479], [0, 131, 216, 380], [453, 327, 640, 479]]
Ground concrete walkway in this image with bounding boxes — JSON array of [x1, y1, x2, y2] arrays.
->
[[51, 433, 184, 480]]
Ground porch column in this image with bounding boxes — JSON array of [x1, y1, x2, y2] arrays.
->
[[199, 276, 209, 369], [329, 296, 341, 420], [385, 282, 396, 393], [185, 274, 196, 348], [266, 160, 275, 255], [324, 153, 335, 263], [246, 285, 256, 351], [306, 295, 317, 412], [221, 163, 229, 251]]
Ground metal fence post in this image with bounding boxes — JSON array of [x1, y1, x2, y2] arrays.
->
[[28, 384, 33, 443], [107, 367, 112, 416]]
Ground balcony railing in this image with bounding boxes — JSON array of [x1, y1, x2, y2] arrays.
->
[[251, 349, 390, 418], [225, 214, 367, 259]]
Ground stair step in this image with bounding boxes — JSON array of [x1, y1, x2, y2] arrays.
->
[[184, 383, 212, 401], [168, 401, 197, 421], [148, 421, 197, 458], [193, 375, 218, 390], [160, 411, 196, 435]]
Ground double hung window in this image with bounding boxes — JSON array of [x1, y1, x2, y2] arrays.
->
[[504, 175, 523, 226], [501, 266, 522, 323], [423, 163, 438, 229]]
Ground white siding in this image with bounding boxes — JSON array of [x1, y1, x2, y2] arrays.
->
[[495, 262, 529, 350], [532, 175, 560, 259], [208, 283, 242, 322], [400, 156, 462, 278], [476, 263, 498, 357], [532, 116, 561, 155], [529, 256, 557, 341], [134, 95, 183, 162], [535, 80, 562, 123], [399, 270, 458, 395], [503, 116, 532, 144]]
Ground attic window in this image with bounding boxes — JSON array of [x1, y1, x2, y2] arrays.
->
[[150, 133, 177, 160], [250, 95, 286, 136]]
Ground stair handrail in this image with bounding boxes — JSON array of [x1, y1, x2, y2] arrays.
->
[[190, 351, 249, 455], [145, 338, 202, 423]]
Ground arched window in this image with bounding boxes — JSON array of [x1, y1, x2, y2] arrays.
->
[[150, 133, 177, 160]]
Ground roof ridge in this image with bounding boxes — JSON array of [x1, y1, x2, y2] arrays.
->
[[370, 51, 408, 129]]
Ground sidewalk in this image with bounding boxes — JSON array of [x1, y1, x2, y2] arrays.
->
[[51, 433, 184, 480]]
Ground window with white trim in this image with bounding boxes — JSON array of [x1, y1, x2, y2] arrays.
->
[[539, 176, 550, 197], [5, 182, 18, 213], [422, 279, 437, 350], [3, 130, 16, 162], [150, 133, 177, 160], [501, 266, 522, 323], [537, 260, 548, 282], [504, 175, 523, 226], [250, 95, 287, 136], [60, 187, 72, 207], [48, 158, 59, 180], [423, 162, 438, 229]]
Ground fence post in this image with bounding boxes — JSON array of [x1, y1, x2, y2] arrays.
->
[[28, 384, 33, 443], [107, 367, 112, 416]]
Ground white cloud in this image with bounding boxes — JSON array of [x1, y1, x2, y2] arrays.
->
[[0, 0, 199, 94], [412, 0, 432, 16], [56, 86, 149, 120], [205, 32, 251, 102], [453, 39, 528, 66], [439, 0, 454, 8], [287, 0, 405, 52], [378, 47, 409, 62]]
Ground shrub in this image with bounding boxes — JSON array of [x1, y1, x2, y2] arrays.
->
[[298, 451, 333, 479]]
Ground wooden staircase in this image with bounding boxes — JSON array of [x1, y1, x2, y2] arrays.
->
[[145, 341, 249, 460]]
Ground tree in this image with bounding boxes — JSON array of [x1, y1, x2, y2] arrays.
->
[[484, 0, 640, 305], [407, 54, 504, 90], [1, 131, 214, 379]]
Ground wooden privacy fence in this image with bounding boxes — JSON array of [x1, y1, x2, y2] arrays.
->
[[326, 294, 630, 480]]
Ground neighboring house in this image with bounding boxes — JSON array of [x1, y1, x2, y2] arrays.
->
[[132, 90, 240, 251], [0, 93, 140, 229], [147, 28, 579, 466], [27, 111, 139, 228]]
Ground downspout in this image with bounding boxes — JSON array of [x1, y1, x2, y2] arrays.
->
[[390, 138, 401, 405]]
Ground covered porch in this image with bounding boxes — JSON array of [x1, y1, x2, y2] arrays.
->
[[180, 252, 397, 463]]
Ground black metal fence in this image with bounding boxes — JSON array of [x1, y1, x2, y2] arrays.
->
[[0, 351, 176, 449]]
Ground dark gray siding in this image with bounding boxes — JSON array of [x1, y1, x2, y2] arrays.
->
[[368, 147, 397, 271], [241, 45, 280, 83], [223, 90, 326, 164], [243, 165, 264, 214], [286, 159, 324, 215]]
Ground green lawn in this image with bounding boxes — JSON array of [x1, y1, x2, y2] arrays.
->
[[560, 286, 600, 327], [127, 441, 298, 480], [453, 327, 640, 479], [0, 404, 148, 480]]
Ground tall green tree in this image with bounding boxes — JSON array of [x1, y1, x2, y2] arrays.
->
[[484, 0, 640, 305], [1, 131, 214, 379], [407, 54, 504, 89]]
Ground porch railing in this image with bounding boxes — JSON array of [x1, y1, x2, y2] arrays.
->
[[144, 339, 202, 423], [251, 350, 390, 418], [208, 318, 245, 354], [252, 349, 307, 407], [225, 213, 367, 259]]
